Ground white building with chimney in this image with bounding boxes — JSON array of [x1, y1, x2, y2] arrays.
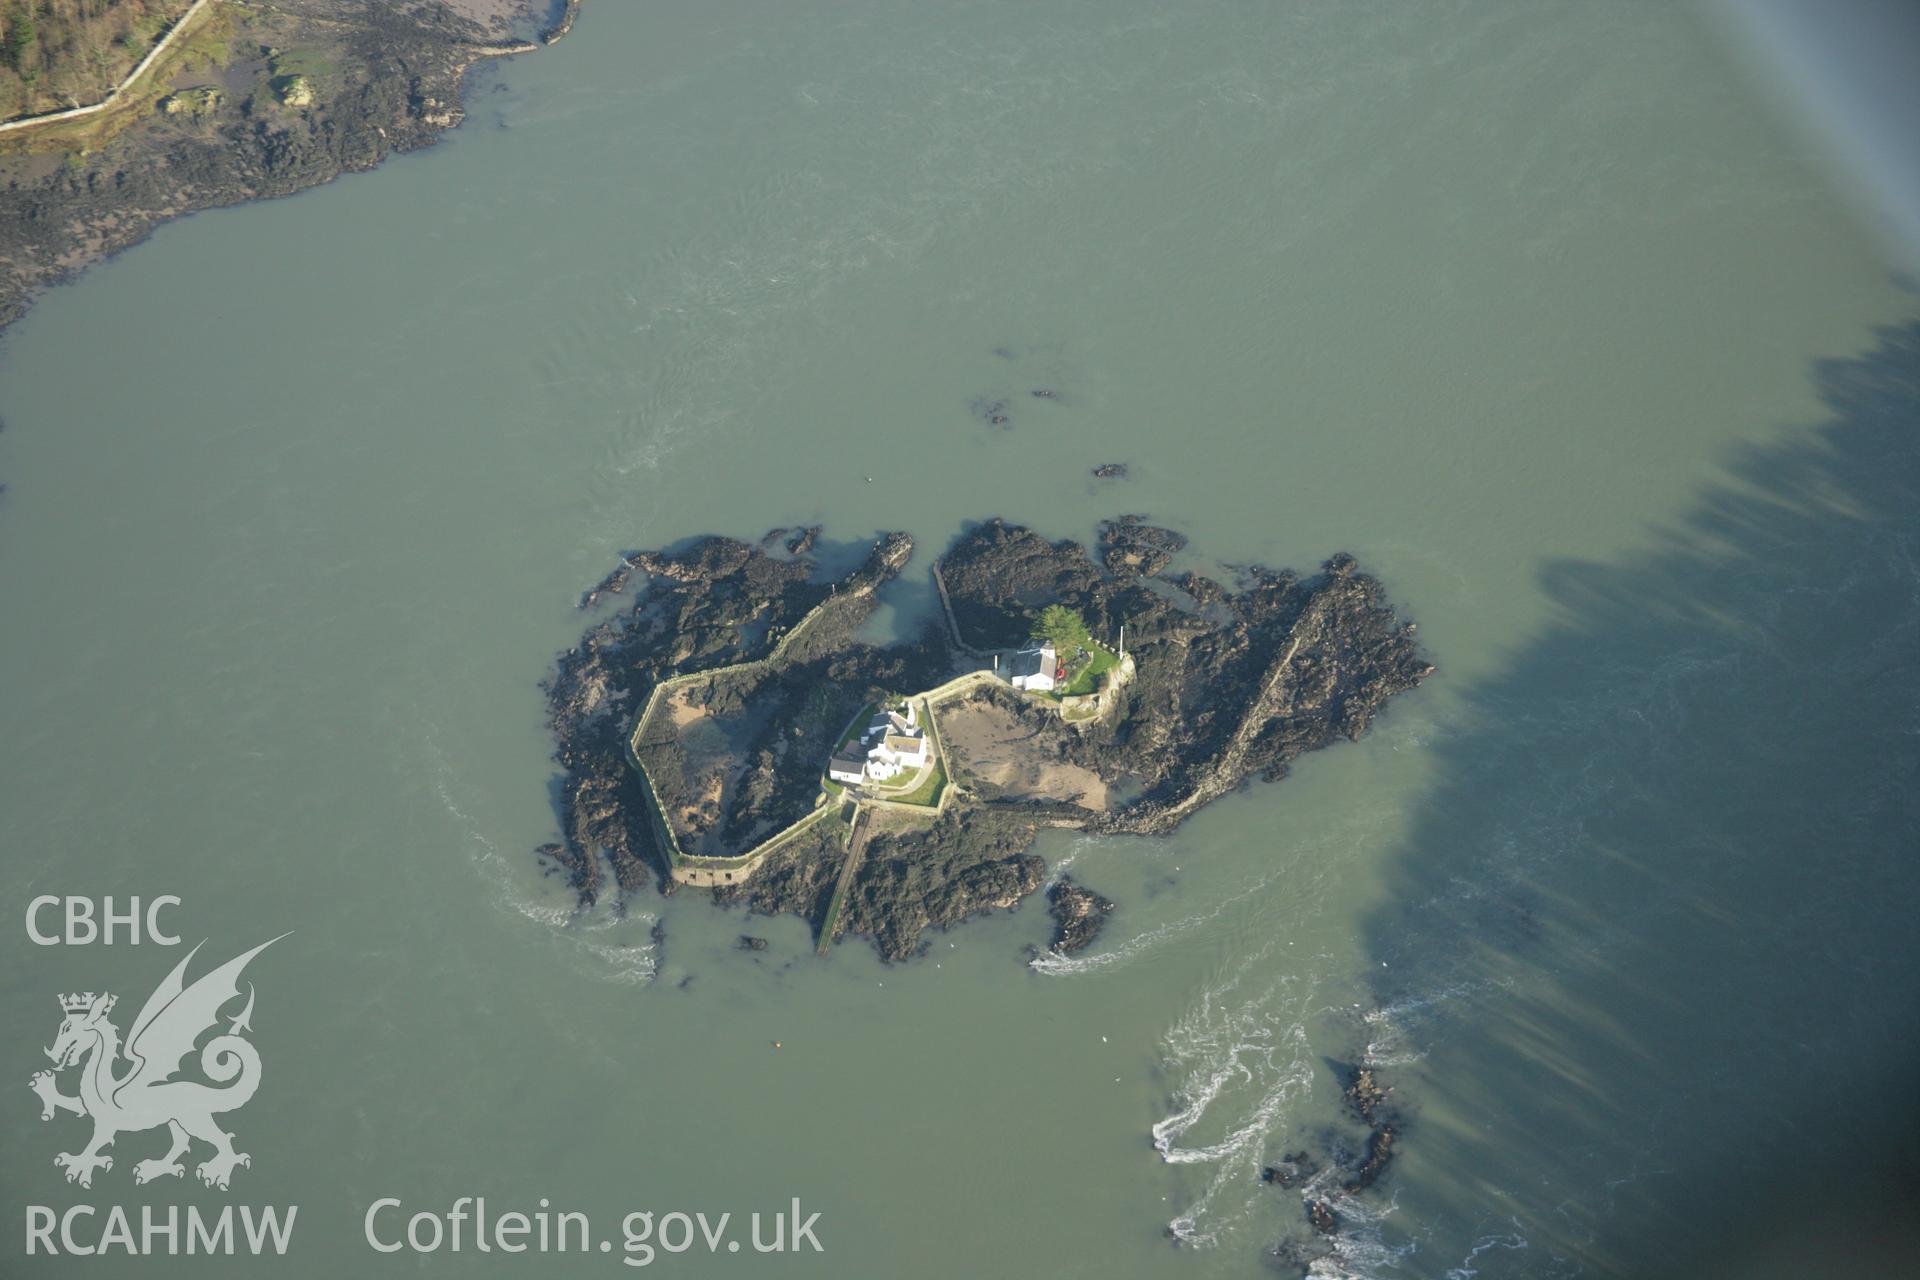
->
[[827, 700, 932, 786], [1009, 640, 1059, 692]]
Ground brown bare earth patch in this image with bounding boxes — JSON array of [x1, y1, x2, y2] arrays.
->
[[666, 686, 707, 728], [439, 0, 528, 35], [939, 695, 1108, 810], [637, 687, 780, 858]]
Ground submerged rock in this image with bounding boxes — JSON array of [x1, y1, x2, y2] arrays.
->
[[970, 396, 1012, 427], [1344, 1124, 1396, 1193], [1260, 1151, 1316, 1189]]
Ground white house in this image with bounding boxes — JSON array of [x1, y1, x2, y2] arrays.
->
[[1009, 641, 1059, 692], [828, 752, 870, 786], [829, 701, 932, 787], [875, 731, 929, 768], [865, 703, 917, 740]]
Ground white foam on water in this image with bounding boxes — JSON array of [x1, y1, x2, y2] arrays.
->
[[1148, 964, 1529, 1266], [1040, 833, 1099, 887], [1150, 943, 1321, 1247], [1263, 1177, 1419, 1280], [1443, 1224, 1531, 1279], [418, 723, 658, 983], [1349, 977, 1513, 1068], [1030, 861, 1292, 976], [1305, 1228, 1420, 1280]]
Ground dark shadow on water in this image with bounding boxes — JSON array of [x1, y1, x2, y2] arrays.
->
[[865, 569, 941, 648], [1354, 317, 1920, 1276], [801, 530, 891, 583]]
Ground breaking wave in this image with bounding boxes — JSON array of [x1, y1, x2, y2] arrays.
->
[[1029, 861, 1294, 977], [1149, 942, 1320, 1246]]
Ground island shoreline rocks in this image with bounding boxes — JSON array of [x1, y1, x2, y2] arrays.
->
[[539, 517, 1432, 962], [1045, 877, 1115, 954]]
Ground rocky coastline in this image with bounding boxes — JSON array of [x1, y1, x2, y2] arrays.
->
[[0, 0, 564, 333], [540, 517, 1432, 962]]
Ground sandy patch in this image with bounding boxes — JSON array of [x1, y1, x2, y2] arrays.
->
[[440, 0, 536, 35], [666, 686, 708, 728]]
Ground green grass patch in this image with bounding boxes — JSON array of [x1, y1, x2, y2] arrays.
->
[[815, 880, 847, 951], [888, 758, 946, 808], [265, 47, 338, 84], [835, 701, 877, 753], [178, 20, 230, 72], [1059, 646, 1119, 697]]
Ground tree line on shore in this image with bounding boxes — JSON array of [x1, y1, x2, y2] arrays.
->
[[2, 0, 187, 120]]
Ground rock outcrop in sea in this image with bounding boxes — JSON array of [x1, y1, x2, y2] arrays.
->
[[1045, 878, 1114, 954]]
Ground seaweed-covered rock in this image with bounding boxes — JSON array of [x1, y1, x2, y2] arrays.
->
[[1097, 514, 1187, 578], [712, 814, 846, 937], [944, 524, 1431, 838], [1344, 1124, 1395, 1193], [1046, 877, 1114, 953], [839, 808, 1047, 961], [1343, 1066, 1391, 1125], [541, 528, 914, 899]]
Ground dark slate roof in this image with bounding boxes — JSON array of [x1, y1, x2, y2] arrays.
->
[[1011, 642, 1055, 678]]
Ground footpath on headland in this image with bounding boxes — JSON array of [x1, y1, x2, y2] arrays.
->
[[0, 0, 217, 137], [815, 808, 872, 955]]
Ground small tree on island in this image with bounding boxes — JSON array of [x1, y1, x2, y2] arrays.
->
[[1031, 604, 1091, 656]]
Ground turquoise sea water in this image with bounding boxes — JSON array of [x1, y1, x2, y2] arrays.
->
[[2, 2, 1915, 1275]]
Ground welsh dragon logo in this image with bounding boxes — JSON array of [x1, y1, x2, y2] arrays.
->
[[28, 936, 284, 1190]]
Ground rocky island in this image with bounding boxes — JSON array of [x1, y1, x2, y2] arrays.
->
[[540, 518, 1431, 961]]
